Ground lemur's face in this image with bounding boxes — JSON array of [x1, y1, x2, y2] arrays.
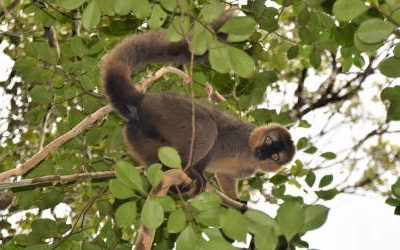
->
[[249, 124, 295, 172]]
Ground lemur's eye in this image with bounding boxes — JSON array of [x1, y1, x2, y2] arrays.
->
[[264, 136, 273, 145], [271, 153, 279, 161]]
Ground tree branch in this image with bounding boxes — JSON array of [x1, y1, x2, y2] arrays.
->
[[214, 189, 247, 212], [0, 170, 119, 190], [297, 57, 374, 118]]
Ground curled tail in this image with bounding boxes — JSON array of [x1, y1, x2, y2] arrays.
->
[[102, 9, 236, 119]]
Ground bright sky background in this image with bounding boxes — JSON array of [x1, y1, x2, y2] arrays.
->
[[1, 35, 400, 249]]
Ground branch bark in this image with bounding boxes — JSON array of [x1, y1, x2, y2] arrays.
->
[[0, 170, 120, 190]]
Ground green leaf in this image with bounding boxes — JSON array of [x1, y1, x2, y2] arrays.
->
[[305, 171, 316, 187], [310, 47, 321, 68], [166, 16, 190, 42], [381, 86, 400, 120], [30, 85, 53, 105], [192, 22, 213, 55], [176, 225, 200, 250], [316, 188, 338, 200], [386, 197, 400, 206], [379, 57, 400, 78], [190, 192, 222, 211], [220, 16, 256, 42], [354, 35, 383, 52], [248, 176, 264, 189], [31, 219, 58, 238], [220, 209, 248, 242], [353, 54, 365, 68], [209, 43, 255, 78], [159, 0, 176, 12], [147, 163, 163, 187], [356, 19, 395, 44], [287, 45, 299, 59], [71, 36, 88, 57], [254, 71, 278, 84], [148, 4, 167, 29], [85, 128, 107, 145], [270, 174, 288, 185], [319, 174, 333, 188], [320, 152, 336, 160], [97, 199, 112, 217], [109, 179, 135, 199], [115, 201, 137, 227], [254, 230, 278, 250], [26, 108, 47, 125], [158, 146, 182, 169], [201, 0, 225, 22], [391, 178, 400, 198], [196, 207, 225, 227], [276, 201, 305, 240], [167, 209, 187, 233], [115, 161, 147, 195], [304, 146, 317, 154], [155, 195, 176, 211], [296, 137, 308, 150], [82, 1, 101, 30], [394, 44, 400, 58], [299, 119, 311, 128], [141, 199, 164, 229], [131, 0, 151, 19], [395, 206, 400, 215], [57, 0, 86, 10], [201, 240, 238, 250], [257, 7, 279, 32], [300, 205, 329, 233], [203, 228, 226, 241], [245, 209, 277, 229], [26, 159, 54, 178], [332, 0, 369, 22], [99, 0, 115, 15], [27, 42, 58, 65], [114, 0, 132, 15]]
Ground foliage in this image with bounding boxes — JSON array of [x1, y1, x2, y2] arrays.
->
[[386, 177, 400, 216], [0, 0, 399, 248]]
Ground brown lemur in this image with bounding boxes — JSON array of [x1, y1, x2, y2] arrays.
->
[[102, 10, 296, 200]]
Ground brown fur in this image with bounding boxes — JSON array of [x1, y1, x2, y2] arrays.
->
[[102, 11, 295, 199]]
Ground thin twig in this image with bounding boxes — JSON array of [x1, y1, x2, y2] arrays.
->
[[0, 170, 119, 190], [185, 46, 196, 171], [214, 189, 247, 212]]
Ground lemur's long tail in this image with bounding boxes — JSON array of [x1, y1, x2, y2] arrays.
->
[[102, 9, 236, 120]]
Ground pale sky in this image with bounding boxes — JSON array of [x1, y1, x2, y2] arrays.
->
[[1, 37, 400, 249]]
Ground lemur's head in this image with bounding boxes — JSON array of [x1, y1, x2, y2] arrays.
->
[[249, 124, 295, 172]]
